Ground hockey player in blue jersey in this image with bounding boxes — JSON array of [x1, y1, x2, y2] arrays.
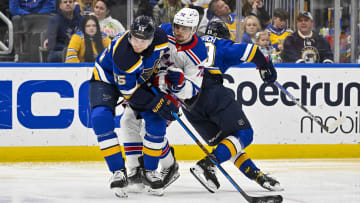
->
[[120, 7, 208, 193], [89, 15, 179, 197], [162, 21, 282, 193], [192, 21, 283, 192]]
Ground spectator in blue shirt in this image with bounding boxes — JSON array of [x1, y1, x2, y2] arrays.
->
[[44, 0, 82, 62], [9, 0, 56, 16]]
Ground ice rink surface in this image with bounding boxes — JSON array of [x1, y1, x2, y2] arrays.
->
[[0, 159, 359, 203]]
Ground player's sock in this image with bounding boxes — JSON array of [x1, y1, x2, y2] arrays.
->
[[232, 152, 283, 191]]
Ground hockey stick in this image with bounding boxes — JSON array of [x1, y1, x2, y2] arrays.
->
[[150, 87, 282, 202], [172, 113, 283, 203], [274, 81, 345, 132]]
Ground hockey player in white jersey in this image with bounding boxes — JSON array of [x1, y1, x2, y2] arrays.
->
[[121, 7, 208, 193]]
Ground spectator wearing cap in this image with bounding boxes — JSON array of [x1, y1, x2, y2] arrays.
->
[[265, 8, 293, 52], [280, 11, 333, 63]]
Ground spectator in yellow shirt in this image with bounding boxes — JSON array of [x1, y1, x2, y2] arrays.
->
[[66, 15, 111, 63], [265, 8, 293, 52]]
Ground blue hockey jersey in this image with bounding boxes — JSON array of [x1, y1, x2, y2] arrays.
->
[[200, 35, 258, 74], [92, 27, 169, 101]]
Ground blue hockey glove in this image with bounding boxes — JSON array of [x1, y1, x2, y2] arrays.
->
[[166, 67, 185, 93], [149, 92, 179, 121], [258, 58, 277, 84]]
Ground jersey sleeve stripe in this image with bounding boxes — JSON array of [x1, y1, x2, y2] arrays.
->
[[126, 58, 143, 73], [207, 69, 222, 74], [92, 67, 100, 81], [240, 44, 253, 62], [65, 55, 78, 61], [154, 42, 169, 51], [67, 48, 77, 53], [120, 83, 140, 99], [246, 44, 258, 62], [95, 62, 111, 83]]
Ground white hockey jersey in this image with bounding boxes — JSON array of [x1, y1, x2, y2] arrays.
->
[[159, 23, 208, 100]]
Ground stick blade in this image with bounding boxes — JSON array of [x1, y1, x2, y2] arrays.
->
[[251, 195, 283, 203], [328, 116, 346, 132]]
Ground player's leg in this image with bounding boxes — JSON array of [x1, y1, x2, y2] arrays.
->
[[120, 105, 144, 192], [89, 80, 128, 198], [159, 138, 180, 188], [208, 86, 283, 191], [231, 151, 283, 191], [182, 108, 221, 193], [186, 84, 252, 192], [140, 110, 168, 195]]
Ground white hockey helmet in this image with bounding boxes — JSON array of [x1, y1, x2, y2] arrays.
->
[[173, 7, 200, 28]]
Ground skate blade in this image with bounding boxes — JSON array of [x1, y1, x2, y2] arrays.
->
[[127, 183, 145, 193], [145, 186, 164, 196], [112, 187, 128, 198], [190, 166, 217, 193], [263, 182, 284, 192], [164, 172, 180, 189]]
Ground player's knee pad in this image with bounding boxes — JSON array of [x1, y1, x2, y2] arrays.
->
[[91, 106, 114, 136], [234, 128, 254, 149]]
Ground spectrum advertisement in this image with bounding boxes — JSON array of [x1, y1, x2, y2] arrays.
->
[[0, 63, 359, 146]]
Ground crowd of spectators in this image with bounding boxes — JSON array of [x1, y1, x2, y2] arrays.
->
[[2, 0, 345, 63]]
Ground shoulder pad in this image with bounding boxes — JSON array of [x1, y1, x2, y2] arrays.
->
[[152, 27, 169, 50], [112, 32, 143, 73], [160, 23, 173, 36]]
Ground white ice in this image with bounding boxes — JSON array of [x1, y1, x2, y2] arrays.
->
[[1, 159, 359, 203]]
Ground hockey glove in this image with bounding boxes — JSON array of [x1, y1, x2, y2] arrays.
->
[[166, 67, 185, 93], [251, 48, 277, 84], [258, 59, 277, 84], [149, 92, 179, 121]]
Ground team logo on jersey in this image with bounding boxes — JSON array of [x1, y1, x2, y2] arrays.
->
[[301, 46, 319, 63], [238, 119, 245, 126]]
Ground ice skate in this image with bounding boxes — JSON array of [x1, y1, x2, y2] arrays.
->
[[127, 166, 145, 193], [161, 161, 180, 189], [109, 167, 128, 198], [142, 169, 164, 196], [161, 147, 180, 189], [190, 156, 220, 193], [254, 171, 284, 191]]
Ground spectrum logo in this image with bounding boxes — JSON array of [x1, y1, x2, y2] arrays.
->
[[223, 74, 360, 134]]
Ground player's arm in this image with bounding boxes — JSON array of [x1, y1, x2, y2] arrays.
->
[[239, 43, 277, 84]]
